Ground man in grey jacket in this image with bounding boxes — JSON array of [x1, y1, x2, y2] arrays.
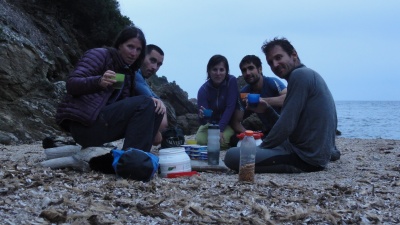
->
[[224, 37, 340, 173]]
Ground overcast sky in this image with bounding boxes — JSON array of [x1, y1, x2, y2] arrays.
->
[[117, 0, 399, 101]]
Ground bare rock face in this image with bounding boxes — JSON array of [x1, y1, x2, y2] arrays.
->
[[0, 0, 199, 144], [176, 113, 200, 135], [0, 0, 80, 144], [148, 76, 198, 128]]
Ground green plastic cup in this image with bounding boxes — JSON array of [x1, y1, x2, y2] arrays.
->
[[113, 73, 125, 89]]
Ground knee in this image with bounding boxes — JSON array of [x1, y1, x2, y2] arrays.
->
[[142, 96, 155, 109], [195, 127, 207, 145], [196, 133, 207, 145], [223, 147, 240, 171], [126, 95, 154, 111]]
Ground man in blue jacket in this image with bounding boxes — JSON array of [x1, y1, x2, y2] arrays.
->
[[135, 44, 167, 145]]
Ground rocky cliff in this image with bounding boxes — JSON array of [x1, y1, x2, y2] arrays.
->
[[0, 0, 198, 145]]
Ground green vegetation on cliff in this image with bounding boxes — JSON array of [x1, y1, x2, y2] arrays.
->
[[55, 0, 132, 48], [18, 0, 133, 49]]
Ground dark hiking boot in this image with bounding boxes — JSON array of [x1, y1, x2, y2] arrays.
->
[[42, 136, 76, 149], [330, 147, 341, 161]]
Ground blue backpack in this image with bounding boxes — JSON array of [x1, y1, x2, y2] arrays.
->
[[111, 148, 159, 182]]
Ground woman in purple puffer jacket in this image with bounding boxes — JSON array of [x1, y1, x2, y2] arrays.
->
[[56, 26, 163, 153]]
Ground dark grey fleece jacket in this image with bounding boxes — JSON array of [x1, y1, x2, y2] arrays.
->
[[260, 64, 337, 167]]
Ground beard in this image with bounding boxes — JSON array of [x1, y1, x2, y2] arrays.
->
[[246, 74, 261, 85]]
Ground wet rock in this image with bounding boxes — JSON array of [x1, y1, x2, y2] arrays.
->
[[0, 132, 12, 145]]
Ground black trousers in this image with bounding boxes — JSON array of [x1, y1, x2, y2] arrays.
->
[[69, 96, 163, 152]]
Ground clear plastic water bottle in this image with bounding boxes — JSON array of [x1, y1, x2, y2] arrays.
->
[[239, 130, 256, 182], [207, 124, 220, 165]]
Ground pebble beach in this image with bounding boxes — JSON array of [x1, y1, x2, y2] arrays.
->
[[1, 137, 399, 224]]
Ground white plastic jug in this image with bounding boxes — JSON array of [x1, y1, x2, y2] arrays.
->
[[159, 147, 191, 178]]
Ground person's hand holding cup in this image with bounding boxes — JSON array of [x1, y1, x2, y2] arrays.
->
[[240, 93, 249, 101], [247, 93, 260, 108], [100, 70, 120, 88], [113, 73, 125, 89], [199, 106, 213, 123], [203, 108, 213, 119]]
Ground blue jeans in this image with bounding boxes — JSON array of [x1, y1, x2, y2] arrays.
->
[[69, 96, 163, 152]]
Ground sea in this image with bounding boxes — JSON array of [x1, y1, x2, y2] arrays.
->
[[335, 101, 400, 140]]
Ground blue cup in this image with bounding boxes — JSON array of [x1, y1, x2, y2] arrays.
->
[[247, 94, 260, 108], [203, 109, 213, 118]]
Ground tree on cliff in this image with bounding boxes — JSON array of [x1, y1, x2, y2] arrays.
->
[[16, 0, 133, 49], [55, 0, 132, 48]]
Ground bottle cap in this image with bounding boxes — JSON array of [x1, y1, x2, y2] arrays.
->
[[236, 132, 245, 139], [209, 124, 219, 129], [245, 130, 254, 136], [253, 133, 261, 139]]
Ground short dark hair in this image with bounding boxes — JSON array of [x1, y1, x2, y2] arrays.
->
[[146, 44, 164, 56], [112, 26, 146, 71], [239, 55, 262, 69], [261, 37, 300, 61], [206, 54, 229, 80]]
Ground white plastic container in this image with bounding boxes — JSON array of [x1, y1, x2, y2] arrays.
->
[[159, 147, 191, 178]]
